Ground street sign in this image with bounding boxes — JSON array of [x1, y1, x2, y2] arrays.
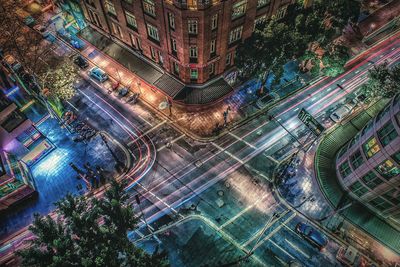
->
[[298, 108, 325, 136]]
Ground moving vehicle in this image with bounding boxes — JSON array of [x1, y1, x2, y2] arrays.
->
[[330, 104, 353, 123], [295, 222, 328, 250], [88, 67, 108, 82], [73, 55, 89, 69]]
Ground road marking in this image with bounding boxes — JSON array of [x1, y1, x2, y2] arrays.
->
[[368, 62, 372, 65], [228, 132, 257, 149], [157, 134, 185, 152], [355, 70, 360, 74], [242, 210, 291, 247], [285, 238, 310, 259], [66, 100, 79, 111], [219, 194, 273, 230], [211, 142, 245, 164], [294, 107, 299, 112], [392, 47, 396, 50], [311, 97, 317, 101], [327, 88, 332, 92], [277, 118, 282, 122], [380, 54, 384, 58], [340, 79, 346, 82], [128, 120, 166, 145], [250, 213, 296, 251], [269, 239, 296, 259]]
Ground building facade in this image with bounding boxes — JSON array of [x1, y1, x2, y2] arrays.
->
[[336, 95, 400, 229], [79, 0, 292, 85]]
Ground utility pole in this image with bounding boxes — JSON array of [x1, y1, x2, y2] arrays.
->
[[134, 193, 161, 243]]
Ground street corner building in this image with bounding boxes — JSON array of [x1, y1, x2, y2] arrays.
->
[[76, 0, 294, 107], [335, 95, 400, 231]]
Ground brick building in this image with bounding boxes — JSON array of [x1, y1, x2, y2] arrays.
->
[[78, 0, 293, 104]]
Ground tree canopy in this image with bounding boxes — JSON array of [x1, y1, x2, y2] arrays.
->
[[360, 62, 400, 99], [17, 180, 169, 267], [235, 0, 359, 87]]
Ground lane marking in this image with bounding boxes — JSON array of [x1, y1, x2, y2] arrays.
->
[[311, 97, 317, 101], [228, 132, 257, 149], [66, 100, 79, 111], [294, 107, 299, 112], [128, 120, 166, 145], [269, 239, 296, 259], [211, 142, 245, 164], [219, 195, 275, 230], [157, 134, 185, 152], [355, 70, 360, 74], [285, 238, 310, 259], [327, 88, 332, 92]]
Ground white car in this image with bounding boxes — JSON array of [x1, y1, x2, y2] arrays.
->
[[330, 104, 353, 123]]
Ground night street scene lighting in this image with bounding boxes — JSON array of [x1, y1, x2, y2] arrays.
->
[[1, 0, 400, 266]]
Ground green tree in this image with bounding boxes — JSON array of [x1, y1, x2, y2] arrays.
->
[[321, 44, 350, 77], [17, 180, 169, 267], [360, 63, 400, 99]]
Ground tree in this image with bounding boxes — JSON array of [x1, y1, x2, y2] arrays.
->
[[360, 62, 400, 99], [321, 44, 350, 77], [17, 179, 169, 267]]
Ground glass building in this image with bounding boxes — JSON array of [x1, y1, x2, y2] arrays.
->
[[336, 95, 400, 229]]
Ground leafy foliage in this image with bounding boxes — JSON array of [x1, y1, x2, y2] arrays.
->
[[17, 180, 169, 267], [235, 0, 360, 87], [360, 62, 400, 99]]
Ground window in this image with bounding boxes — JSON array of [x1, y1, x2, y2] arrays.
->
[[361, 171, 383, 189], [275, 5, 287, 19], [189, 46, 198, 58], [190, 68, 198, 80], [362, 137, 380, 159], [232, 0, 247, 20], [382, 189, 400, 205], [168, 13, 175, 29], [209, 62, 215, 75], [188, 19, 198, 34], [105, 0, 116, 15], [375, 159, 400, 180], [254, 15, 267, 30], [143, 0, 156, 16], [150, 46, 157, 60], [210, 39, 216, 55], [350, 150, 364, 170], [369, 197, 393, 212], [337, 144, 349, 158], [229, 26, 243, 44], [1, 110, 26, 132], [377, 122, 398, 146], [226, 53, 232, 66], [339, 161, 352, 178], [125, 11, 137, 29], [349, 133, 360, 149], [211, 14, 218, 30], [349, 181, 369, 197], [172, 61, 179, 75], [112, 22, 123, 38], [257, 0, 269, 8], [392, 151, 400, 164], [129, 33, 136, 48], [171, 38, 177, 53], [146, 23, 159, 41], [123, 0, 133, 3]]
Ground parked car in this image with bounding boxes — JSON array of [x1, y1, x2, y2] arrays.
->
[[295, 222, 328, 250], [3, 55, 22, 72], [88, 67, 108, 82], [33, 24, 49, 37], [73, 55, 89, 69], [330, 104, 353, 123], [336, 246, 359, 267]]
